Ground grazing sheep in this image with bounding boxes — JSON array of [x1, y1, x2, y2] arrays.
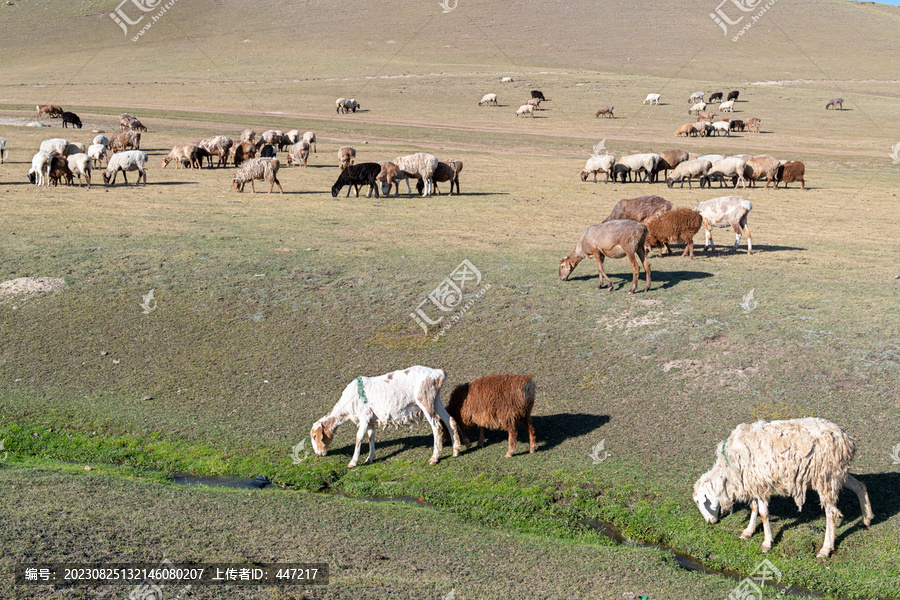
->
[[0, 137, 6, 163], [726, 90, 740, 101], [231, 141, 257, 167], [415, 159, 462, 195], [36, 104, 64, 120], [708, 92, 724, 103], [39, 138, 70, 157], [499, 76, 514, 82], [302, 131, 317, 153], [394, 153, 439, 197], [746, 155, 780, 189], [286, 140, 310, 167], [257, 129, 283, 148], [826, 97, 844, 110], [745, 117, 761, 134], [676, 123, 694, 137], [93, 134, 109, 148], [479, 93, 499, 107], [310, 365, 462, 468], [595, 105, 614, 118], [162, 144, 201, 169], [48, 155, 74, 186], [615, 153, 660, 183], [709, 121, 731, 137], [559, 220, 651, 293], [103, 150, 148, 185], [332, 162, 382, 198], [697, 154, 725, 164], [26, 122, 50, 127], [530, 90, 546, 101], [729, 119, 746, 132], [526, 97, 542, 110], [335, 98, 360, 113], [719, 99, 735, 112], [66, 142, 87, 156], [121, 116, 147, 131], [240, 129, 256, 143], [688, 91, 705, 104], [692, 122, 710, 137], [776, 160, 806, 190], [232, 157, 283, 193], [515, 104, 535, 117], [376, 161, 413, 196], [688, 102, 707, 114], [118, 113, 136, 128], [666, 158, 712, 189], [695, 195, 752, 252], [283, 129, 301, 146], [697, 110, 716, 122], [653, 149, 689, 182], [66, 153, 92, 188], [693, 418, 873, 558], [259, 144, 277, 159], [27, 151, 53, 186], [444, 374, 537, 457], [603, 195, 672, 223], [338, 146, 356, 170], [581, 154, 617, 183], [643, 93, 661, 105], [644, 207, 703, 258], [87, 143, 108, 168], [108, 130, 141, 153], [61, 111, 82, 129], [199, 135, 233, 167], [705, 157, 749, 189]]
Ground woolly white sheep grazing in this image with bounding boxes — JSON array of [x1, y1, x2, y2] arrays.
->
[[284, 129, 301, 145], [499, 76, 514, 82], [393, 153, 439, 197], [39, 138, 70, 157], [28, 151, 53, 186], [515, 104, 535, 117], [694, 418, 873, 558], [581, 154, 616, 183], [665, 158, 712, 189], [87, 144, 108, 168], [92, 134, 109, 148], [719, 99, 735, 112], [688, 102, 707, 114], [66, 153, 92, 188], [643, 93, 661, 105], [66, 142, 87, 156], [103, 150, 148, 185], [310, 365, 463, 468], [615, 153, 660, 183], [232, 157, 283, 193], [705, 157, 749, 188], [695, 195, 752, 252], [479, 93, 498, 106], [688, 91, 704, 104], [302, 131, 316, 153]]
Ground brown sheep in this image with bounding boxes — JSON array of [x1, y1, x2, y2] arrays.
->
[[776, 161, 805, 190], [231, 141, 258, 167], [745, 117, 761, 134], [697, 110, 716, 122], [644, 207, 703, 259], [825, 97, 844, 110], [415, 159, 462, 195], [676, 123, 694, 137], [443, 374, 537, 457], [48, 155, 74, 186], [162, 144, 201, 169], [603, 195, 672, 224], [653, 149, 689, 182], [36, 104, 64, 120], [108, 130, 141, 153], [595, 105, 614, 118], [746, 155, 780, 189], [559, 220, 651, 293], [729, 119, 745, 132]]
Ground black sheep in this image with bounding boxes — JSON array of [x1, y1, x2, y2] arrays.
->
[[331, 162, 382, 198]]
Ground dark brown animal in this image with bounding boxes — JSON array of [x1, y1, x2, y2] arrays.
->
[[653, 149, 689, 182], [530, 90, 546, 101], [48, 155, 73, 186], [36, 104, 63, 119], [644, 208, 703, 259], [603, 195, 672, 224], [231, 141, 257, 167], [708, 92, 723, 103], [415, 159, 462, 195], [825, 97, 844, 110], [776, 161, 806, 190], [107, 130, 141, 153], [595, 105, 614, 118], [727, 90, 740, 101], [444, 374, 537, 457], [559, 220, 651, 293], [61, 111, 82, 129], [729, 119, 745, 132]]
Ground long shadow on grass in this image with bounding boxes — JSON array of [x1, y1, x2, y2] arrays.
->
[[566, 270, 712, 290]]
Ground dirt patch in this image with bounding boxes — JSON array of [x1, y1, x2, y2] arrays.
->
[[0, 277, 67, 295]]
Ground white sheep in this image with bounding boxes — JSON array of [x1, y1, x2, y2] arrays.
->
[[26, 122, 49, 127], [66, 153, 92, 188], [695, 195, 752, 252], [719, 99, 735, 112], [581, 154, 616, 183], [232, 157, 283, 193], [706, 157, 749, 188], [240, 129, 256, 143], [66, 142, 87, 156], [39, 138, 70, 157], [694, 418, 873, 558], [336, 98, 361, 113], [87, 144, 108, 168], [688, 102, 707, 114], [28, 151, 53, 186], [394, 153, 439, 197], [515, 104, 535, 117], [0, 137, 6, 164], [643, 93, 661, 105], [92, 134, 109, 148], [696, 154, 725, 164], [284, 129, 301, 146], [615, 153, 660, 183], [479, 93, 498, 106], [708, 121, 731, 137], [665, 158, 712, 189], [103, 150, 148, 185], [688, 91, 705, 103], [302, 131, 317, 153], [499, 76, 514, 82], [310, 365, 463, 468], [286, 141, 310, 167]]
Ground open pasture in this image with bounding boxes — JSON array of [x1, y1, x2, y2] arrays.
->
[[1, 0, 899, 598]]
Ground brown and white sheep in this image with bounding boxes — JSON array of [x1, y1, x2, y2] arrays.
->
[[162, 144, 201, 169], [745, 117, 761, 134], [36, 104, 64, 120], [745, 154, 780, 189], [825, 97, 844, 110], [696, 110, 716, 122], [199, 136, 233, 167], [232, 157, 283, 193], [526, 97, 542, 110], [376, 161, 412, 196], [775, 160, 806, 190], [708, 92, 724, 103], [595, 105, 614, 118], [695, 195, 752, 253], [286, 140, 310, 167], [231, 141, 257, 167], [240, 129, 256, 143], [653, 149, 689, 182], [108, 130, 141, 153], [693, 418, 873, 558], [603, 195, 672, 223], [338, 146, 356, 170], [415, 159, 462, 195], [302, 131, 317, 153], [443, 374, 537, 457], [394, 153, 439, 197], [644, 207, 703, 258], [559, 220, 651, 293]]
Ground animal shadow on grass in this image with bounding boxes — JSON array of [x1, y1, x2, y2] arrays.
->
[[736, 472, 900, 553], [566, 269, 712, 291]]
